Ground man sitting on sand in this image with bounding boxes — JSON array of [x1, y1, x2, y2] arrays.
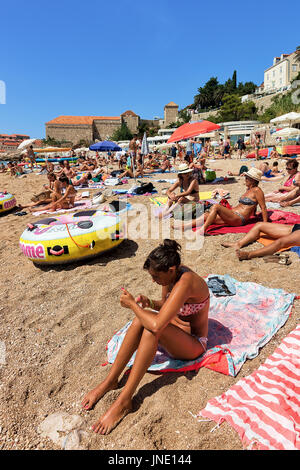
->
[[222, 221, 300, 260]]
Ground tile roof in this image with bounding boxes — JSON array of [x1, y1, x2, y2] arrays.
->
[[121, 110, 138, 117], [46, 115, 121, 125], [165, 101, 178, 107]]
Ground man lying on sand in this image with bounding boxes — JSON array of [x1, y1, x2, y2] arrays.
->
[[81, 239, 209, 435], [222, 221, 300, 260]]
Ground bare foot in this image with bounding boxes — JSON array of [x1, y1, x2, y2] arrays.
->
[[91, 396, 132, 435], [81, 378, 118, 410], [236, 249, 250, 261], [221, 241, 239, 248]]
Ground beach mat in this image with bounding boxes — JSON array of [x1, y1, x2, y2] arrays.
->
[[150, 192, 214, 207], [197, 324, 300, 450], [257, 235, 293, 252], [106, 276, 295, 377], [197, 210, 300, 236]]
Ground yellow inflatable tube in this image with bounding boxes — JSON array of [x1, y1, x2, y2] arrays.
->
[[0, 192, 17, 214], [19, 209, 125, 264]]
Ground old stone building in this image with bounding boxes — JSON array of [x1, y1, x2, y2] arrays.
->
[[45, 103, 178, 144], [163, 101, 179, 127]]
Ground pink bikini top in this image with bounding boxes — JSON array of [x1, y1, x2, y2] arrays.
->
[[166, 292, 210, 316]]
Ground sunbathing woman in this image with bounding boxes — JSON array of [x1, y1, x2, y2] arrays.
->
[[174, 168, 268, 231], [34, 175, 78, 212], [18, 173, 59, 210], [158, 164, 200, 219], [81, 239, 209, 434], [265, 160, 299, 203], [222, 221, 300, 260]]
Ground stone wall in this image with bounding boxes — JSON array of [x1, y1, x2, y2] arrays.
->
[[46, 124, 93, 144], [122, 115, 139, 134], [93, 119, 121, 140], [164, 106, 178, 127]]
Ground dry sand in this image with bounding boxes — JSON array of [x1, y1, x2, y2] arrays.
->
[[0, 156, 299, 450]]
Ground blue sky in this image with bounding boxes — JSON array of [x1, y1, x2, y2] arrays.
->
[[0, 0, 299, 138]]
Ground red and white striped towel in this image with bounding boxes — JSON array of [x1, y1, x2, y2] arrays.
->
[[198, 325, 300, 450]]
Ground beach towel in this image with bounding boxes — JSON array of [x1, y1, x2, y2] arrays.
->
[[150, 192, 214, 207], [198, 210, 300, 236], [197, 325, 300, 450], [257, 235, 294, 253], [32, 200, 92, 216], [106, 276, 295, 377]]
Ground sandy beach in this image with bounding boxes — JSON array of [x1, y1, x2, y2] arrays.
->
[[0, 156, 299, 450]]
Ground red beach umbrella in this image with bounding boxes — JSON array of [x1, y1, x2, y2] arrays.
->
[[167, 120, 221, 143]]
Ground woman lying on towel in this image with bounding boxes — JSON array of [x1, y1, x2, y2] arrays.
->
[[222, 221, 300, 260], [265, 159, 299, 203], [158, 163, 200, 219], [174, 168, 268, 232], [81, 239, 209, 435]]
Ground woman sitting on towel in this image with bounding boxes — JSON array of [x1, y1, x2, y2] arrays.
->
[[34, 175, 78, 212], [158, 163, 199, 219], [222, 221, 300, 260], [81, 239, 209, 435], [174, 168, 268, 232]]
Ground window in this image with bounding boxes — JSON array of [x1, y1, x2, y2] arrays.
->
[[280, 78, 282, 85], [280, 66, 282, 73], [267, 74, 269, 81], [273, 70, 275, 77], [292, 64, 297, 72]]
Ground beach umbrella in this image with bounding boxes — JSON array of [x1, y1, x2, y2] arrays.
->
[[141, 132, 149, 155], [272, 127, 300, 138], [89, 140, 122, 152], [167, 120, 221, 143], [17, 138, 37, 150], [270, 112, 300, 125]]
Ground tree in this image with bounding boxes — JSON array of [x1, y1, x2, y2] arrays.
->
[[110, 122, 133, 141], [216, 94, 258, 122]]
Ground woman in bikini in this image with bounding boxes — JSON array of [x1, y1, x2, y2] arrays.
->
[[174, 167, 268, 231], [265, 160, 299, 203], [158, 164, 200, 219], [34, 175, 78, 212], [81, 239, 209, 435]]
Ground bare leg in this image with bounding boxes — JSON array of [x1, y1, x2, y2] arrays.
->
[[81, 317, 146, 410], [237, 227, 298, 260], [222, 222, 292, 249], [202, 204, 243, 232], [91, 320, 205, 435]]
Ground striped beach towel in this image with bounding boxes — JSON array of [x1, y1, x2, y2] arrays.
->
[[197, 325, 300, 450]]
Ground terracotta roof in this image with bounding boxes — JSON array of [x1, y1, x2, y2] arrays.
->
[[164, 101, 178, 107], [46, 115, 121, 125], [121, 110, 138, 117]]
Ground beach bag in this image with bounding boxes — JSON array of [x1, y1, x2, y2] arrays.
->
[[134, 182, 155, 194], [205, 169, 216, 182]]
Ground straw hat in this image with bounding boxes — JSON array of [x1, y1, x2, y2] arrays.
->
[[244, 168, 262, 182], [177, 163, 193, 174]]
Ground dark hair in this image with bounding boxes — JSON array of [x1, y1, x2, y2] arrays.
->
[[273, 161, 278, 166], [47, 172, 56, 179], [58, 175, 70, 184], [143, 239, 181, 272]]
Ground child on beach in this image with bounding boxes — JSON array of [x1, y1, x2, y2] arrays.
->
[[81, 239, 209, 435]]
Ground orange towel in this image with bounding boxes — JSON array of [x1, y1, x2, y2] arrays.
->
[[258, 234, 292, 252]]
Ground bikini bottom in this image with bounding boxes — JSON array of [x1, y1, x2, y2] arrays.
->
[[233, 211, 246, 225]]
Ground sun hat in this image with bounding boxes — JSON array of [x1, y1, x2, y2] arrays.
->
[[177, 163, 193, 174], [244, 167, 262, 182]]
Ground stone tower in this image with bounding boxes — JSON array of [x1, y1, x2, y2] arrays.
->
[[164, 102, 178, 127]]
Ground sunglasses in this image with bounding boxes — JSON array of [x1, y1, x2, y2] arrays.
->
[[286, 167, 293, 170]]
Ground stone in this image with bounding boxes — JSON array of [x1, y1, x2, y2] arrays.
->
[[37, 412, 87, 450]]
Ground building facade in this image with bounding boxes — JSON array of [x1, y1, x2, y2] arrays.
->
[[45, 102, 179, 145], [264, 51, 300, 92]]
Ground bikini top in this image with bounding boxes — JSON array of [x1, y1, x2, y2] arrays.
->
[[166, 266, 210, 316], [238, 196, 257, 206]]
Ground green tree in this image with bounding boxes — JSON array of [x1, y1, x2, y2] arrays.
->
[[110, 122, 133, 141], [216, 94, 258, 122]]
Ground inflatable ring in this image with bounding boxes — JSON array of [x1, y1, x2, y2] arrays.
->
[[0, 192, 17, 214], [19, 206, 129, 264]]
